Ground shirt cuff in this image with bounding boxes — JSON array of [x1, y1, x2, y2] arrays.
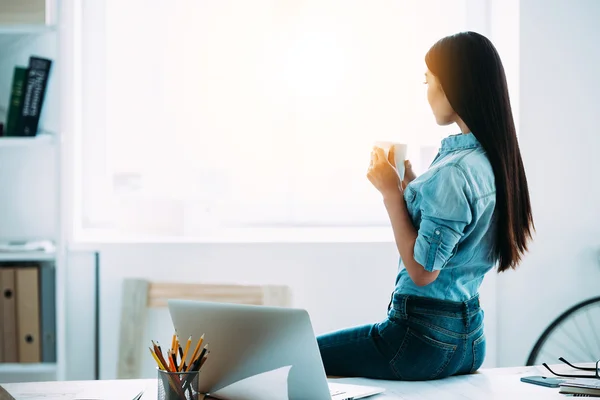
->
[[414, 221, 461, 272]]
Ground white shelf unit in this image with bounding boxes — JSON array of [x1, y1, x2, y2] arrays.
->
[[0, 134, 55, 147], [0, 2, 63, 384], [0, 363, 57, 374], [0, 363, 57, 384], [0, 252, 56, 262], [0, 25, 55, 35]]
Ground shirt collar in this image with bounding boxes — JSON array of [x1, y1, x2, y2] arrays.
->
[[440, 132, 482, 153]]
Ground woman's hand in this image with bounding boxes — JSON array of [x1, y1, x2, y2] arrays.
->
[[367, 147, 402, 199], [402, 159, 417, 189]]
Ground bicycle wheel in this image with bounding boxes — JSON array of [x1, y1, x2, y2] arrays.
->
[[527, 296, 600, 366]]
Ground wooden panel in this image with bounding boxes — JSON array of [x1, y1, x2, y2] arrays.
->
[[0, 0, 47, 24], [148, 283, 293, 308], [147, 283, 266, 308], [117, 279, 149, 379], [148, 283, 263, 307]]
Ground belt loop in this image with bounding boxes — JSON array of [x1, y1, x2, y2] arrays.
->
[[469, 294, 480, 316], [388, 294, 410, 320], [463, 299, 470, 329], [400, 295, 409, 319]]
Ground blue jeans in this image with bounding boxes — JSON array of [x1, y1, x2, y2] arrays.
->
[[317, 293, 486, 381]]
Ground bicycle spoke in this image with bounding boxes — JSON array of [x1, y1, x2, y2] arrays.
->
[[557, 325, 593, 362], [558, 324, 589, 361], [547, 333, 585, 362], [586, 307, 600, 358], [572, 311, 597, 361]]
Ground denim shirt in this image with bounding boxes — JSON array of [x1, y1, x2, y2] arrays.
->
[[394, 133, 497, 302]]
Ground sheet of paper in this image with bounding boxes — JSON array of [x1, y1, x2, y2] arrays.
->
[[211, 366, 291, 400], [562, 378, 600, 389], [1, 380, 152, 400], [332, 374, 566, 400], [77, 380, 150, 400]]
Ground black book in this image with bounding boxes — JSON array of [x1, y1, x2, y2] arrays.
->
[[19, 56, 53, 137]]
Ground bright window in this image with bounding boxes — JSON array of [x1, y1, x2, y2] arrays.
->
[[77, 0, 474, 239]]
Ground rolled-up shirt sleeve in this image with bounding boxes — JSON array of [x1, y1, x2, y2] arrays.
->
[[414, 166, 473, 272]]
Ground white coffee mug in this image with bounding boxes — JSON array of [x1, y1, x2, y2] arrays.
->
[[373, 141, 408, 181]]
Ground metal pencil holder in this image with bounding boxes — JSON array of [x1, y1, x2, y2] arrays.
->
[[157, 369, 200, 400]]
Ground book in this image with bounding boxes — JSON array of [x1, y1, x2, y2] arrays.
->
[[4, 67, 28, 137], [0, 268, 18, 363], [16, 266, 41, 363], [560, 378, 600, 397], [19, 56, 52, 137], [40, 264, 56, 362]]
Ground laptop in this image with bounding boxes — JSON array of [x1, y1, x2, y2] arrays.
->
[[168, 300, 385, 400]]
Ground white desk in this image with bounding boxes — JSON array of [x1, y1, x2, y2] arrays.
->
[[0, 365, 584, 400]]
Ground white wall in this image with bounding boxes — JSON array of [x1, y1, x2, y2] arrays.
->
[[85, 242, 497, 380], [496, 0, 600, 367]]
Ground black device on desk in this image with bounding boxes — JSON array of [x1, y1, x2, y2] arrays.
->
[[521, 375, 566, 388]]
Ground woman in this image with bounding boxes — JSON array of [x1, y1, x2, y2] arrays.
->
[[317, 31, 534, 381]]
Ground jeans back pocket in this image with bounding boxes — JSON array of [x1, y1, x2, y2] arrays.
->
[[470, 332, 486, 373], [390, 327, 457, 381]]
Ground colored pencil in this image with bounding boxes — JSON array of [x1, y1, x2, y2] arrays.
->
[[186, 334, 204, 372], [178, 344, 184, 368], [195, 345, 208, 365], [155, 346, 170, 372], [171, 350, 178, 372], [153, 340, 163, 355], [199, 353, 209, 369], [167, 350, 175, 372], [149, 347, 165, 370], [180, 336, 192, 372]]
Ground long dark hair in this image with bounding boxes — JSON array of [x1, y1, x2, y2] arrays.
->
[[425, 31, 534, 272]]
